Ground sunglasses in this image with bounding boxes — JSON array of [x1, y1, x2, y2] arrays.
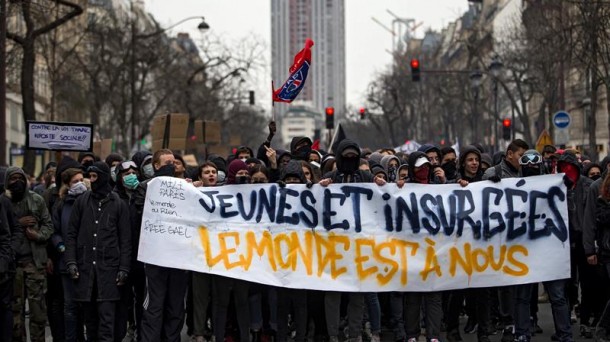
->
[[519, 154, 542, 165]]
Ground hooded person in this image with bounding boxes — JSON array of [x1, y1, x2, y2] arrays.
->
[[208, 155, 228, 185], [65, 161, 131, 342], [290, 136, 313, 161], [3, 166, 54, 341], [380, 155, 400, 183], [457, 145, 483, 183], [371, 165, 388, 182], [322, 139, 373, 183], [440, 146, 459, 182], [280, 159, 308, 185], [583, 162, 602, 181], [407, 151, 433, 184], [77, 152, 97, 171], [368, 151, 384, 166], [417, 144, 446, 183], [105, 153, 124, 187], [509, 150, 576, 342], [317, 139, 375, 342], [234, 146, 254, 161], [132, 151, 153, 181], [226, 159, 250, 185], [480, 153, 493, 172]]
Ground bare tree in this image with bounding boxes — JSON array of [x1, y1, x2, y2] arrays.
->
[[7, 0, 82, 174]]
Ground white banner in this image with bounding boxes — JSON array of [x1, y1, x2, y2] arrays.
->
[[138, 174, 570, 292]]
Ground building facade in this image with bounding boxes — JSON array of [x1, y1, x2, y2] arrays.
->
[[271, 0, 345, 138]]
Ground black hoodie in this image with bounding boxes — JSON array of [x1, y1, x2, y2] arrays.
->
[[323, 139, 373, 183], [558, 151, 592, 236], [280, 160, 307, 184], [290, 136, 313, 161]]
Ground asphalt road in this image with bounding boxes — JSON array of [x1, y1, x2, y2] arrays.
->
[[36, 302, 600, 341]]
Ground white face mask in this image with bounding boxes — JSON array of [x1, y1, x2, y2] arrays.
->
[[68, 181, 87, 196], [217, 170, 226, 183], [142, 164, 154, 178], [240, 158, 248, 163]]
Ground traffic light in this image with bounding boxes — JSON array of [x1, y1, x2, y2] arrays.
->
[[502, 118, 512, 140], [359, 107, 366, 120], [325, 107, 334, 129], [410, 58, 421, 82], [249, 90, 255, 105]]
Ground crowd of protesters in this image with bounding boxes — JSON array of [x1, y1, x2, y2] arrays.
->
[[0, 129, 609, 342]]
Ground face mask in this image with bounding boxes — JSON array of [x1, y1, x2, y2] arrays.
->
[[68, 181, 87, 196], [240, 158, 248, 163], [7, 180, 26, 201], [156, 164, 175, 177], [414, 166, 429, 182], [82, 160, 93, 169], [217, 171, 226, 183], [387, 166, 397, 183], [591, 174, 602, 181], [123, 174, 139, 190], [110, 166, 117, 182], [441, 161, 457, 177], [337, 157, 359, 174], [522, 166, 541, 177], [294, 146, 312, 161], [142, 164, 154, 178], [236, 175, 250, 184], [561, 163, 579, 185]]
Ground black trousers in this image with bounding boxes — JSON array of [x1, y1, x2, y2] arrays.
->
[[140, 264, 189, 342], [83, 300, 117, 342], [446, 288, 491, 337], [212, 275, 250, 342], [277, 288, 308, 342], [0, 275, 13, 342]]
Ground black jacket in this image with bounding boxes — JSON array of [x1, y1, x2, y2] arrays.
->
[[558, 152, 592, 238], [323, 139, 373, 183], [66, 191, 131, 301], [595, 197, 610, 262], [0, 197, 17, 281]]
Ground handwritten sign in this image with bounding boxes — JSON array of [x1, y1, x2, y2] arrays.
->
[[26, 121, 93, 151], [138, 174, 570, 292]]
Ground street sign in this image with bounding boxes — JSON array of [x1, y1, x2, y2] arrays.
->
[[553, 111, 571, 129]]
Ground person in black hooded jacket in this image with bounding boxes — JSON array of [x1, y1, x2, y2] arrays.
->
[[65, 161, 131, 342], [318, 139, 385, 342]]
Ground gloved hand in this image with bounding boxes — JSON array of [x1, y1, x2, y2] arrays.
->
[[488, 175, 501, 183], [56, 242, 66, 253], [116, 270, 128, 286], [563, 175, 574, 189], [277, 181, 286, 188], [67, 263, 79, 280], [306, 181, 314, 189]]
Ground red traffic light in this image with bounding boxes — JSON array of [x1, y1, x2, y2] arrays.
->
[[359, 107, 365, 114], [502, 118, 511, 127], [325, 107, 334, 116], [410, 59, 420, 69]]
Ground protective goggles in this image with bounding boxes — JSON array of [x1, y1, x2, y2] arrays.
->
[[519, 154, 542, 165], [120, 161, 138, 171]]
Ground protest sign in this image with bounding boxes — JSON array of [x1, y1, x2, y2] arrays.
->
[[26, 121, 93, 151], [138, 174, 570, 292]]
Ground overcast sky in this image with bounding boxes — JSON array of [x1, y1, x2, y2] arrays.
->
[[144, 0, 468, 109]]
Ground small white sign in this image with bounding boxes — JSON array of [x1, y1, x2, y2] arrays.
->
[[26, 121, 93, 151]]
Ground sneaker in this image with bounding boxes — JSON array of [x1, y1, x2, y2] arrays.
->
[[464, 318, 477, 334], [530, 321, 543, 335], [580, 325, 593, 339], [515, 335, 530, 342], [501, 326, 514, 342], [447, 329, 463, 342], [430, 339, 441, 342]]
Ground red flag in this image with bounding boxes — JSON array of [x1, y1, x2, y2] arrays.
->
[[272, 39, 314, 103]]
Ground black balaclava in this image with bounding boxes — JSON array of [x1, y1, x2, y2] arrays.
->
[[155, 163, 176, 177], [335, 139, 361, 174], [89, 161, 112, 199], [7, 175, 26, 202]]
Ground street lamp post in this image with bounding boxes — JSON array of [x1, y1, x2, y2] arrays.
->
[[470, 70, 483, 143], [130, 4, 209, 151], [489, 55, 503, 152]]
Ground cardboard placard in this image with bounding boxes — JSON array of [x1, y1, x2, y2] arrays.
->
[[229, 134, 241, 147], [151, 113, 190, 151], [204, 121, 221, 144], [182, 154, 198, 167]]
